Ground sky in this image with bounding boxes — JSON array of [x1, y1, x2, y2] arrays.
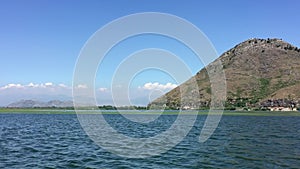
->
[[0, 0, 300, 106]]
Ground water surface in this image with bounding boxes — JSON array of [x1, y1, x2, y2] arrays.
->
[[0, 114, 299, 168]]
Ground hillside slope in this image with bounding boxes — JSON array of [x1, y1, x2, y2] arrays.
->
[[149, 38, 300, 110]]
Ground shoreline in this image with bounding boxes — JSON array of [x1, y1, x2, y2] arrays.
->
[[0, 108, 300, 116]]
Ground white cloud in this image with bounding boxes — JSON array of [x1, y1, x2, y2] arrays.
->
[[58, 83, 68, 88], [45, 82, 53, 86], [98, 87, 108, 92], [76, 84, 88, 89], [0, 82, 70, 90], [0, 83, 24, 90], [27, 83, 39, 88], [140, 82, 178, 91]]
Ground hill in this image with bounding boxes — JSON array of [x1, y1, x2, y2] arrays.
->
[[7, 100, 74, 108], [149, 38, 300, 110]]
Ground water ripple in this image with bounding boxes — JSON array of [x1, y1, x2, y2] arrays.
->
[[0, 114, 299, 168]]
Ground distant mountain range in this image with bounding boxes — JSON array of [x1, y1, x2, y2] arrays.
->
[[149, 38, 300, 110], [7, 100, 74, 108]]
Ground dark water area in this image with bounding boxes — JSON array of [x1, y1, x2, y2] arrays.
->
[[0, 114, 299, 168]]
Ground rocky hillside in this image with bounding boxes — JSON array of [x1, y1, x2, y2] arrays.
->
[[149, 38, 300, 110]]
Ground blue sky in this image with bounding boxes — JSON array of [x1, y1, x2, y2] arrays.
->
[[0, 0, 299, 106]]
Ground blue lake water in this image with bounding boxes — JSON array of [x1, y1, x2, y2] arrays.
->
[[0, 114, 299, 168]]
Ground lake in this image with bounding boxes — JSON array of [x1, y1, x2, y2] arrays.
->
[[0, 113, 299, 168]]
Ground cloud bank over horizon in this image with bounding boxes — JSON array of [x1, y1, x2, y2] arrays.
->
[[0, 82, 177, 106]]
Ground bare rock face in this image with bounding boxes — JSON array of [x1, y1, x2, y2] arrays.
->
[[149, 38, 300, 110]]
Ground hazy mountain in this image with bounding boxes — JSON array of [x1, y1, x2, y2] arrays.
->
[[7, 100, 74, 108], [149, 38, 300, 110]]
